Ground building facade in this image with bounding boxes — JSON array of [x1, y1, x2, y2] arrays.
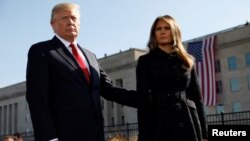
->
[[98, 48, 147, 126], [209, 23, 250, 114], [0, 23, 250, 136], [0, 82, 32, 136]]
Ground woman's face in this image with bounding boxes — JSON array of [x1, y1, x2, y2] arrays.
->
[[154, 19, 173, 46]]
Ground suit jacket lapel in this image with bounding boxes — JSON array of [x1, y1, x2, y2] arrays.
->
[[78, 45, 97, 85], [79, 47, 103, 112], [51, 37, 89, 84]]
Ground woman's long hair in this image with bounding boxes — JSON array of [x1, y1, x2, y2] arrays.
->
[[147, 15, 194, 70]]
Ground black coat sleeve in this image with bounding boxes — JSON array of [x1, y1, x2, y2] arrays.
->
[[136, 56, 151, 141], [99, 64, 138, 108], [186, 67, 208, 139], [26, 43, 57, 140]]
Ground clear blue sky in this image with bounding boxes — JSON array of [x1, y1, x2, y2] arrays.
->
[[1, 0, 250, 88]]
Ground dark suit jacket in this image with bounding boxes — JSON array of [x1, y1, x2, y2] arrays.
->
[[26, 36, 137, 141]]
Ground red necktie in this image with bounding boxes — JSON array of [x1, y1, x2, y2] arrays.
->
[[70, 43, 91, 84]]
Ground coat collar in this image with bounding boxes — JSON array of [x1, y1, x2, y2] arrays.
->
[[151, 47, 177, 59]]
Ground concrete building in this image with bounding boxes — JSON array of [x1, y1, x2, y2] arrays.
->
[[0, 22, 250, 136], [207, 23, 250, 114], [99, 48, 147, 126], [0, 82, 32, 136]]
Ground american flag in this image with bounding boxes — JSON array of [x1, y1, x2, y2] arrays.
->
[[187, 36, 216, 106]]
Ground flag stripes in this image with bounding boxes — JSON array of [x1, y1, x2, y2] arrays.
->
[[187, 36, 216, 106]]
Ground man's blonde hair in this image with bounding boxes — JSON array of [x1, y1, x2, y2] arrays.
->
[[50, 3, 80, 23]]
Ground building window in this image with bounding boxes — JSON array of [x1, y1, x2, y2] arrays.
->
[[216, 80, 223, 94], [232, 102, 241, 112], [26, 113, 29, 123], [245, 52, 250, 67], [121, 115, 125, 125], [26, 103, 29, 109], [0, 107, 2, 135], [216, 105, 224, 114], [230, 78, 240, 92], [115, 79, 123, 87], [14, 103, 18, 133], [248, 75, 250, 90], [228, 56, 237, 70], [111, 117, 115, 125], [101, 100, 104, 110], [3, 105, 7, 135], [111, 102, 114, 109], [8, 104, 12, 134], [215, 60, 221, 73]]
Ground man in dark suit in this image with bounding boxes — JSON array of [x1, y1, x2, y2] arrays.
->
[[26, 3, 137, 141]]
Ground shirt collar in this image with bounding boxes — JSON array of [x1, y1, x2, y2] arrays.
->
[[55, 34, 77, 48]]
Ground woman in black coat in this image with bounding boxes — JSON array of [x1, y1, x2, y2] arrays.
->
[[136, 15, 208, 141]]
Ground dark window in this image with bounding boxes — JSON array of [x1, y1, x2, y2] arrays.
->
[[115, 79, 123, 87], [215, 60, 221, 73], [216, 80, 223, 94], [121, 115, 125, 125]]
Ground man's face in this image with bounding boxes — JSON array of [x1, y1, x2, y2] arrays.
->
[[51, 9, 80, 42]]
